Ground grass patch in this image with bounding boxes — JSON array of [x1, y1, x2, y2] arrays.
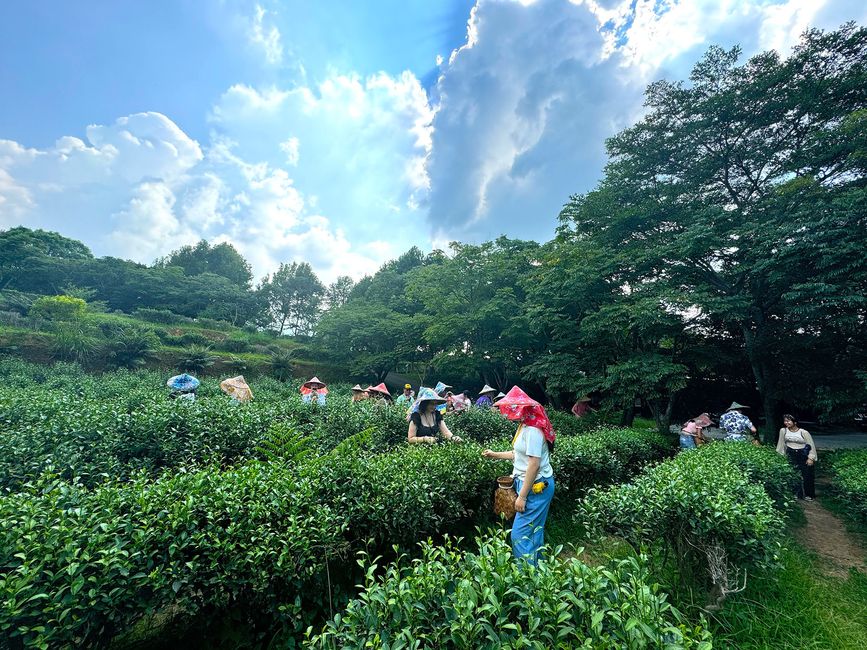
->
[[707, 543, 867, 649]]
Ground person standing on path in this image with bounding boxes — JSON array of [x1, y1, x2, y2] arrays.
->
[[720, 402, 759, 444], [776, 414, 818, 500], [482, 386, 555, 566]]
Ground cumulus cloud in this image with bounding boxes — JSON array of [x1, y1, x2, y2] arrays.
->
[[425, 0, 867, 242], [0, 67, 436, 282]]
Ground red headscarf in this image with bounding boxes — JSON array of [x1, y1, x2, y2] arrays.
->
[[496, 386, 555, 444]]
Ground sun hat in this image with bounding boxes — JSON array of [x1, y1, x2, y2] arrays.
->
[[409, 386, 448, 415], [351, 384, 365, 392], [404, 383, 412, 390], [302, 377, 327, 389], [726, 402, 750, 411], [493, 391, 506, 402], [367, 383, 392, 398], [220, 375, 253, 402], [434, 381, 453, 396], [496, 386, 555, 443], [479, 384, 497, 396], [167, 373, 199, 392], [576, 395, 591, 402]]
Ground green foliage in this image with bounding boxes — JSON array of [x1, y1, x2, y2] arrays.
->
[[257, 422, 314, 465], [103, 327, 159, 369], [257, 261, 325, 336], [154, 239, 253, 289], [577, 443, 788, 594], [133, 307, 193, 325], [50, 323, 99, 363], [29, 295, 86, 321], [268, 348, 297, 381], [825, 450, 867, 523], [308, 534, 712, 649], [0, 463, 345, 648], [177, 345, 216, 373]]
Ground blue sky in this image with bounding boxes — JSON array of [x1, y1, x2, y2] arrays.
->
[[1, 0, 865, 281]]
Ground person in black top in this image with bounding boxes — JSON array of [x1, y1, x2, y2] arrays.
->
[[407, 387, 463, 444]]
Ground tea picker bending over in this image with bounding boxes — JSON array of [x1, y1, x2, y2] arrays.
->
[[407, 387, 463, 444], [483, 386, 555, 566]]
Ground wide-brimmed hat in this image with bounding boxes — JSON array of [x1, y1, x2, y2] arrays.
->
[[367, 383, 392, 398], [167, 373, 199, 392], [726, 402, 750, 411], [493, 391, 506, 402], [220, 375, 253, 402], [576, 395, 591, 403], [496, 386, 540, 410], [351, 384, 366, 392], [410, 386, 448, 414], [479, 384, 497, 396], [434, 381, 452, 395], [302, 377, 327, 389]]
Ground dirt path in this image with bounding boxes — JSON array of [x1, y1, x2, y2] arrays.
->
[[797, 499, 867, 578]]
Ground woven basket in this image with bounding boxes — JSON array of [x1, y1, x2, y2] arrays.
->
[[493, 475, 517, 520]]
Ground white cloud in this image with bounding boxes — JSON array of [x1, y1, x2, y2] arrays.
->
[[248, 4, 284, 65], [0, 66, 436, 282], [425, 0, 867, 243]]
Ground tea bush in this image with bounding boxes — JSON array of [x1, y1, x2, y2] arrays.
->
[[577, 444, 787, 594], [825, 450, 867, 523], [690, 442, 798, 508], [0, 463, 345, 649], [307, 534, 713, 649]]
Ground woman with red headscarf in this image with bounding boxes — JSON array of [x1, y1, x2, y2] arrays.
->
[[482, 386, 555, 565]]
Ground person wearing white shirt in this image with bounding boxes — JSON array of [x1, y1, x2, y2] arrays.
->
[[776, 414, 817, 500]]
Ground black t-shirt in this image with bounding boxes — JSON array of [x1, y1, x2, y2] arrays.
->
[[411, 410, 443, 437]]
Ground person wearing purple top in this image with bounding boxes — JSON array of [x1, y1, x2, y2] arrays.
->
[[475, 384, 498, 407]]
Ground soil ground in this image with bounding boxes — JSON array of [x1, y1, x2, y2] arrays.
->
[[797, 498, 867, 578]]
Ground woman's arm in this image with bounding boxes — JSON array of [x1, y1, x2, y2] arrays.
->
[[407, 419, 434, 444], [439, 419, 462, 442], [802, 430, 818, 463], [482, 449, 514, 460], [775, 428, 787, 456], [515, 456, 541, 512]]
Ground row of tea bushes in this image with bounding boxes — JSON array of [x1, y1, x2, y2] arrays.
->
[[307, 534, 713, 649], [0, 427, 671, 648], [825, 449, 867, 523], [0, 361, 519, 490], [0, 463, 344, 649], [576, 443, 795, 595]]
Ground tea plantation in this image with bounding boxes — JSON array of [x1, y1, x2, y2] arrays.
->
[[0, 360, 830, 648]]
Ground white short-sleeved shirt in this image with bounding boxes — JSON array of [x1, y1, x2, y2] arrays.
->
[[512, 425, 553, 481]]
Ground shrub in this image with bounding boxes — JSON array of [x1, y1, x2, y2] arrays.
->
[[177, 345, 216, 373], [307, 534, 712, 649], [29, 295, 86, 321], [0, 463, 346, 649], [103, 327, 160, 369], [220, 336, 252, 353], [269, 349, 297, 381], [691, 442, 798, 508], [445, 406, 515, 443], [50, 323, 100, 363], [826, 450, 867, 523], [577, 445, 786, 603], [133, 307, 192, 325]]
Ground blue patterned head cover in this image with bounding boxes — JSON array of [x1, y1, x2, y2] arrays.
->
[[410, 386, 447, 414], [434, 381, 452, 396], [167, 373, 200, 391]]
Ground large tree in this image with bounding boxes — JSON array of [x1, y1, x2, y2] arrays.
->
[[155, 240, 253, 289], [560, 24, 867, 434], [257, 262, 325, 336]]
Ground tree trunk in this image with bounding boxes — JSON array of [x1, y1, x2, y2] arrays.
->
[[649, 393, 676, 436], [741, 323, 777, 443], [620, 403, 635, 427]]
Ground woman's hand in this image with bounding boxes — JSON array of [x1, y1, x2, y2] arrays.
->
[[482, 449, 496, 458], [426, 436, 436, 444], [514, 496, 526, 513], [449, 435, 463, 443]]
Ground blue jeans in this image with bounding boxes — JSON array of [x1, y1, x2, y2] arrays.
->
[[512, 476, 555, 566], [679, 434, 697, 450]]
